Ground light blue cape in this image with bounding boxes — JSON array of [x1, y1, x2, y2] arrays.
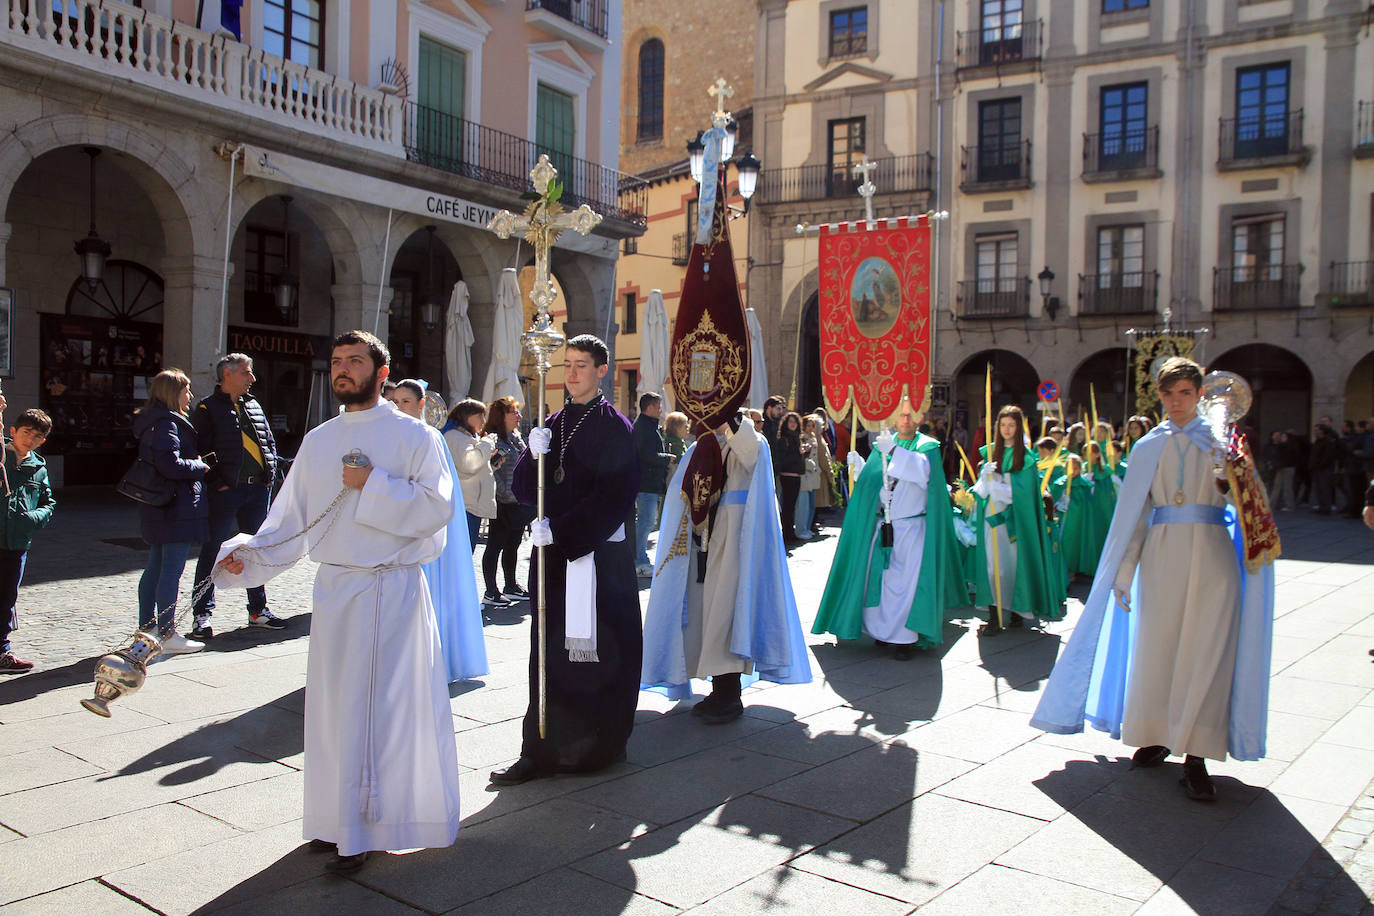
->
[[641, 437, 813, 698], [423, 442, 489, 682], [1030, 417, 1275, 761]]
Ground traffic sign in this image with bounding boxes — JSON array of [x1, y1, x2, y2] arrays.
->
[[1037, 380, 1059, 402]]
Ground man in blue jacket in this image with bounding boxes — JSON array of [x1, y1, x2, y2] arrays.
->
[[191, 354, 285, 639], [631, 392, 674, 578]]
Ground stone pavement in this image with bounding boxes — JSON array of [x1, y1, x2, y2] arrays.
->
[[1, 494, 1373, 914]]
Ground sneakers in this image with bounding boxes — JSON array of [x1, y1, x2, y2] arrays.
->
[[189, 612, 214, 641], [501, 583, 529, 601], [161, 632, 205, 655], [482, 590, 512, 607], [0, 652, 34, 672], [248, 609, 287, 630]]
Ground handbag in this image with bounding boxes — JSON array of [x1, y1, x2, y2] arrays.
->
[[116, 457, 176, 507]]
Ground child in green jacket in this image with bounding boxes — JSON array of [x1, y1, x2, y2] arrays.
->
[[0, 408, 56, 672]]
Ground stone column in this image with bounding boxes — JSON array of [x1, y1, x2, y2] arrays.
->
[[0, 222, 11, 287], [161, 254, 230, 396]]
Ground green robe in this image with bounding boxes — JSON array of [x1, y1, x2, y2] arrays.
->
[[813, 434, 967, 647], [1059, 471, 1102, 577], [972, 446, 1065, 620]]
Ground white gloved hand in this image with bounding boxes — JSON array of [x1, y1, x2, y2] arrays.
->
[[1113, 585, 1132, 613], [878, 485, 893, 509], [528, 426, 552, 456], [530, 518, 553, 547], [847, 451, 866, 472], [875, 431, 896, 456]]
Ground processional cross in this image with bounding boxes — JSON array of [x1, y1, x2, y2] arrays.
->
[[853, 157, 878, 225], [487, 155, 603, 737]]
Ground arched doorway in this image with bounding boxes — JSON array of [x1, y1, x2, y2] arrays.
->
[[388, 226, 461, 388], [952, 349, 1040, 444], [1068, 347, 1131, 428], [1345, 352, 1374, 423], [796, 292, 822, 413], [1212, 344, 1312, 441]]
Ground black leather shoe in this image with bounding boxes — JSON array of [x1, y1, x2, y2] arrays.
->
[[489, 756, 549, 786], [1007, 613, 1025, 629], [979, 620, 1004, 637], [893, 644, 915, 661], [325, 851, 369, 874], [1131, 745, 1170, 768], [308, 838, 337, 853], [697, 698, 744, 725], [1180, 763, 1217, 803]]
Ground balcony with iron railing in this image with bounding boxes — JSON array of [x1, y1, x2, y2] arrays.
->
[[1212, 263, 1303, 311], [1218, 109, 1310, 170], [671, 232, 690, 266], [755, 153, 932, 205], [960, 140, 1032, 192], [2, 0, 402, 155], [1082, 127, 1161, 182], [1326, 261, 1374, 307], [524, 0, 608, 47], [956, 18, 1042, 72], [1355, 103, 1374, 160], [1079, 271, 1159, 315], [405, 102, 647, 226], [957, 277, 1029, 319]]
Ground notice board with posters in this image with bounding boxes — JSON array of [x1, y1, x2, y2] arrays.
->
[[40, 313, 162, 484]]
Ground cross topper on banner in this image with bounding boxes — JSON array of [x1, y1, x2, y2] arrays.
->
[[818, 214, 933, 426]]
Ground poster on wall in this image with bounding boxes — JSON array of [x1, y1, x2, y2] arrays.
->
[[0, 289, 12, 378], [40, 313, 162, 453]]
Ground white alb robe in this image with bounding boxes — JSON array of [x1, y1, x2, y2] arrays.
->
[[863, 446, 930, 644], [1114, 426, 1239, 760], [213, 401, 462, 855], [682, 425, 761, 678]]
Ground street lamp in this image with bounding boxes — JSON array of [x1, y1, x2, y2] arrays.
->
[[687, 132, 705, 184], [272, 196, 298, 318], [73, 147, 111, 292], [736, 152, 760, 212], [1038, 265, 1057, 320], [420, 225, 442, 330]]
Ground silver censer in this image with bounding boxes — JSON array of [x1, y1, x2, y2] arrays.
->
[[81, 630, 162, 717]]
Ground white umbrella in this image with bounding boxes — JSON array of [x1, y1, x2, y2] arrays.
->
[[637, 288, 670, 405], [482, 268, 524, 405], [746, 306, 770, 410], [445, 280, 474, 401]]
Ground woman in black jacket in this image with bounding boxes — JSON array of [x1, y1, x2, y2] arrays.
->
[[775, 411, 809, 548], [132, 369, 211, 654]]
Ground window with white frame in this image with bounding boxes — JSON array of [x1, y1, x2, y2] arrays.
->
[[1098, 225, 1144, 287], [1232, 214, 1285, 281], [976, 233, 1019, 292]]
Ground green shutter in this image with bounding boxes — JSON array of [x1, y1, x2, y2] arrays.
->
[[536, 83, 576, 185], [417, 37, 466, 165]]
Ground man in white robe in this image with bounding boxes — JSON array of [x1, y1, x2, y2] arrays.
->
[[215, 330, 462, 871], [865, 426, 931, 654]]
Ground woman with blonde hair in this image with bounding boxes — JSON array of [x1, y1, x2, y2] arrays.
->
[[663, 411, 690, 481], [443, 398, 496, 554], [132, 369, 212, 654]]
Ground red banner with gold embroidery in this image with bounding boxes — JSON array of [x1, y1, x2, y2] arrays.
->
[[819, 215, 932, 424]]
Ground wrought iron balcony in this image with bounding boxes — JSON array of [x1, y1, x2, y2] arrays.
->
[[404, 101, 647, 226], [2, 0, 402, 154], [1218, 109, 1309, 169], [957, 277, 1029, 319], [1079, 271, 1158, 315], [1082, 127, 1161, 181], [524, 0, 608, 41], [960, 140, 1032, 191], [1355, 103, 1374, 159], [1326, 261, 1374, 307], [671, 232, 690, 266], [956, 18, 1042, 71], [755, 153, 932, 205], [1212, 264, 1303, 311]]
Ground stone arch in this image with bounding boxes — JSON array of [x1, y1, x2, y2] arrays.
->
[[229, 181, 367, 294], [950, 349, 1041, 436], [1344, 351, 1374, 424], [1067, 347, 1132, 426], [1212, 343, 1313, 441]]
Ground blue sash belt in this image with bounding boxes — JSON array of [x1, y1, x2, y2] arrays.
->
[[1150, 504, 1227, 526], [720, 490, 748, 506]]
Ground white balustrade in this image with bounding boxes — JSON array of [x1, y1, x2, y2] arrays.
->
[[2, 0, 402, 154]]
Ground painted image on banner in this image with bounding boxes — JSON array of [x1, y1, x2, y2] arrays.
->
[[850, 257, 900, 338]]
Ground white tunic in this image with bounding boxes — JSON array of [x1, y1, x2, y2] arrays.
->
[[213, 401, 462, 855], [1114, 425, 1240, 760], [682, 425, 762, 678], [863, 445, 930, 644]]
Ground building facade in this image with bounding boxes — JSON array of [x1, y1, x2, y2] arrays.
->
[[750, 0, 1374, 438], [0, 0, 644, 483]]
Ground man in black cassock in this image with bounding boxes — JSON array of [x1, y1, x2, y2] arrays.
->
[[490, 334, 642, 785]]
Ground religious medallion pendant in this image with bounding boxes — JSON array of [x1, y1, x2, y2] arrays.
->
[[1173, 489, 1186, 507], [554, 467, 565, 485]]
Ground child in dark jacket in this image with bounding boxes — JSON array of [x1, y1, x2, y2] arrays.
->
[[0, 408, 55, 672]]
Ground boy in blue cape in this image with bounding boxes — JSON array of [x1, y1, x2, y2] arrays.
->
[[1032, 357, 1275, 803]]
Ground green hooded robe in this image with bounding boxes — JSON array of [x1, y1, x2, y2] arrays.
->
[[813, 434, 967, 647], [972, 445, 1065, 620]]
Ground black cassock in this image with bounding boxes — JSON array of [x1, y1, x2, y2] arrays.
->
[[512, 395, 641, 771]]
